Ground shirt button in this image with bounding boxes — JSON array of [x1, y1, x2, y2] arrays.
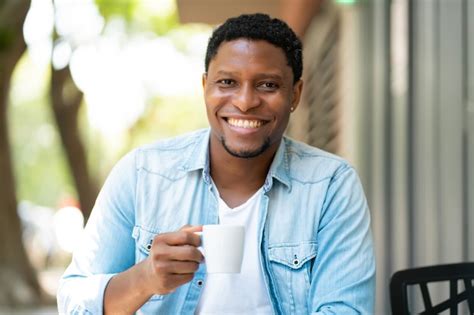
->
[[293, 259, 299, 266], [197, 280, 203, 287], [146, 239, 153, 251]]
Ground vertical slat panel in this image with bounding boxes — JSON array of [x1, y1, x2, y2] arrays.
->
[[338, 6, 360, 167], [390, 0, 409, 273], [411, 0, 440, 267], [410, 2, 442, 309], [467, 0, 474, 261], [352, 2, 373, 191], [340, 2, 380, 309], [438, 0, 464, 263], [369, 1, 391, 314]]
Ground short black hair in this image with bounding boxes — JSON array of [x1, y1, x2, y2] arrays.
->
[[205, 13, 303, 83]]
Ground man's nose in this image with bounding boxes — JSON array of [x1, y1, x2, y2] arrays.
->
[[232, 84, 261, 112]]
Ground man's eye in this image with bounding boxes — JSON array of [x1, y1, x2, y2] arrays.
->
[[218, 79, 234, 86], [260, 82, 279, 90]]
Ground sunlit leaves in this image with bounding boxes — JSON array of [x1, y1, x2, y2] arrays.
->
[[95, 0, 179, 35]]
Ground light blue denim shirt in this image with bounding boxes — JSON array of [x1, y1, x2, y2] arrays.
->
[[58, 128, 375, 314]]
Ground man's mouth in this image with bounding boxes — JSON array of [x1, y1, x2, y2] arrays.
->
[[226, 117, 267, 129]]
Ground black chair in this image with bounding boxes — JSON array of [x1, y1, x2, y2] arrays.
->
[[390, 262, 474, 314]]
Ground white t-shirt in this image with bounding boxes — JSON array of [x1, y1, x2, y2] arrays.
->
[[195, 188, 273, 314]]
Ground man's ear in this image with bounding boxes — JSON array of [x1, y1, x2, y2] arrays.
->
[[291, 79, 304, 111], [202, 73, 207, 91]]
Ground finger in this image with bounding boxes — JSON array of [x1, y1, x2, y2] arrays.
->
[[153, 244, 203, 263], [153, 260, 199, 275], [167, 261, 200, 274], [180, 225, 203, 233], [156, 230, 201, 247], [169, 245, 204, 263]]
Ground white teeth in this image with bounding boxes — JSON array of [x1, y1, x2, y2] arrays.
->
[[227, 118, 264, 128]]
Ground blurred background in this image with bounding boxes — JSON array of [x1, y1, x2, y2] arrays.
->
[[0, 0, 472, 314]]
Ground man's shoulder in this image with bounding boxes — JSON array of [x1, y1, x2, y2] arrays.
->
[[283, 137, 354, 183], [139, 129, 208, 152], [132, 128, 208, 172]]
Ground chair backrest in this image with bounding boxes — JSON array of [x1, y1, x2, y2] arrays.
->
[[390, 262, 474, 315]]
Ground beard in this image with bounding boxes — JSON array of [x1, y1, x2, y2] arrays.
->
[[220, 136, 271, 159]]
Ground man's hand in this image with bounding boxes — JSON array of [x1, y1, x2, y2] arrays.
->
[[104, 225, 203, 314], [144, 225, 204, 295]]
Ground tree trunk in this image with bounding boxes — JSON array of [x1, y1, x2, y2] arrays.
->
[[0, 0, 42, 306], [50, 65, 98, 221]]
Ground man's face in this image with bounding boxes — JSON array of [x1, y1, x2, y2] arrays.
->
[[203, 39, 302, 159]]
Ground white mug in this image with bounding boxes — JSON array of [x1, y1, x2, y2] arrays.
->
[[196, 225, 245, 273]]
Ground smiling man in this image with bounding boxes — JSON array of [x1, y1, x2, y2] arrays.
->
[[58, 14, 375, 314]]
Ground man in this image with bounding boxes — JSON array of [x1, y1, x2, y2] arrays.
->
[[58, 13, 375, 314]]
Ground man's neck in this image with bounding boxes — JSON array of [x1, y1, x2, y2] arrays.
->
[[209, 139, 278, 208]]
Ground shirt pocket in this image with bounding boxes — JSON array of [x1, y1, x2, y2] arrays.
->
[[132, 225, 165, 302], [268, 242, 317, 314]]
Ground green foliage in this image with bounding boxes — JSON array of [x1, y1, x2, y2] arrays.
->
[[95, 0, 179, 36], [10, 55, 77, 207], [148, 10, 179, 36], [78, 107, 116, 185], [167, 24, 212, 55], [95, 0, 138, 22], [124, 95, 208, 153]]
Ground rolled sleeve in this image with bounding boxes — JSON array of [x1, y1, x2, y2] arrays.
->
[[58, 273, 116, 315]]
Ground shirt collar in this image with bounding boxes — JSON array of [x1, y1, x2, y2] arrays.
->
[[265, 137, 292, 191], [182, 129, 212, 184], [182, 129, 291, 190]]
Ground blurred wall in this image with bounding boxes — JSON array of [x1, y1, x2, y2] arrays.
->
[[177, 0, 280, 24], [286, 1, 341, 155]]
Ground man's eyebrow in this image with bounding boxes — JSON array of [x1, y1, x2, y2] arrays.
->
[[255, 73, 284, 80], [215, 71, 284, 80], [216, 70, 238, 76]]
